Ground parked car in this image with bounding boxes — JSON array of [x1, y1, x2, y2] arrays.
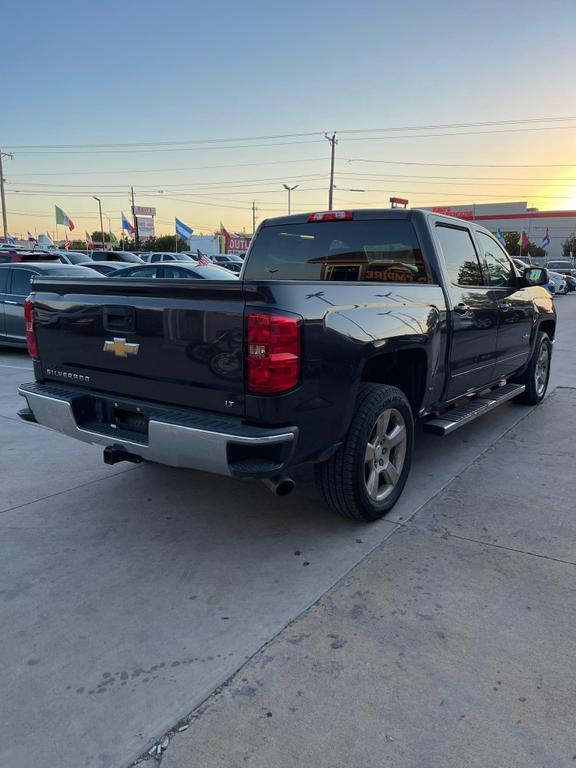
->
[[0, 243, 30, 251], [111, 263, 238, 280], [140, 252, 198, 263], [89, 250, 143, 263], [82, 261, 132, 276], [513, 258, 562, 295], [549, 271, 569, 294], [563, 274, 576, 292], [18, 209, 555, 522], [546, 259, 576, 277], [0, 263, 97, 348], [210, 254, 244, 273], [51, 250, 93, 265], [0, 250, 61, 264], [545, 260, 576, 291]]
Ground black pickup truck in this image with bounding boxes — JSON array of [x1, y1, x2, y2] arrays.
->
[[18, 209, 555, 522]]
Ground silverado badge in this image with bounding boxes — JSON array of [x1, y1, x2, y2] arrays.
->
[[103, 337, 140, 358]]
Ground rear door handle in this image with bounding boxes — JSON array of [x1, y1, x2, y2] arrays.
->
[[499, 302, 511, 312], [453, 303, 470, 315]]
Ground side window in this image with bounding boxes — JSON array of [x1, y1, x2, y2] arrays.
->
[[475, 232, 514, 287], [435, 225, 483, 286], [163, 266, 191, 279], [0, 269, 8, 292], [121, 266, 158, 278], [10, 269, 36, 295], [150, 254, 161, 263]]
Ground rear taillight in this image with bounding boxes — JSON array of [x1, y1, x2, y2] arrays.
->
[[24, 297, 39, 360], [247, 312, 301, 394], [307, 210, 353, 222]]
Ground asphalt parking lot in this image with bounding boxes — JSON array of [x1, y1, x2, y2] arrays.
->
[[1, 297, 575, 768]]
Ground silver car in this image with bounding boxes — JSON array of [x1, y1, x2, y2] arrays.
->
[[0, 263, 96, 348]]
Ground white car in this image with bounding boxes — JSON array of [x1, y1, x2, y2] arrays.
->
[[141, 252, 198, 263]]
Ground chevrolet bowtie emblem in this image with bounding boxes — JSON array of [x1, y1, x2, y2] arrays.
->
[[103, 337, 140, 358]]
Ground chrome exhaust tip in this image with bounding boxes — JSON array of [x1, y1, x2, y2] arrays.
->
[[262, 475, 295, 497]]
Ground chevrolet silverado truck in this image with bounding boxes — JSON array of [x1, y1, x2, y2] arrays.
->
[[18, 209, 555, 522]]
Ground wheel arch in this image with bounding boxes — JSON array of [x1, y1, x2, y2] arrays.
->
[[538, 318, 556, 341], [360, 347, 428, 417]]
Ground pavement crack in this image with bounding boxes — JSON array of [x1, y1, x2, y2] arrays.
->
[[438, 530, 576, 568], [0, 465, 142, 516]]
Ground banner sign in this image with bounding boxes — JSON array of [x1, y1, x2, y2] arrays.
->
[[137, 216, 155, 241], [226, 235, 251, 253], [133, 206, 157, 217], [432, 207, 474, 220]]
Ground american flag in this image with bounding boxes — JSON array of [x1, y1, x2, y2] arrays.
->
[[197, 250, 211, 266]]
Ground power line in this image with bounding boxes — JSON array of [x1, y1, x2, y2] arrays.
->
[[337, 171, 576, 182], [7, 172, 328, 190], [335, 175, 576, 189], [343, 125, 576, 143], [6, 115, 576, 150], [9, 124, 576, 156], [8, 139, 326, 156], [347, 158, 576, 168], [8, 157, 327, 178]]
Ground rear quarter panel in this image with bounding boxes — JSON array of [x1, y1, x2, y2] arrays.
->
[[244, 281, 447, 465]]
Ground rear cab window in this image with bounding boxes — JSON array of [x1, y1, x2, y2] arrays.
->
[[244, 219, 431, 283]]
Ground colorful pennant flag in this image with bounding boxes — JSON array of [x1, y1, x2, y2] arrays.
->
[[496, 228, 506, 246], [55, 205, 75, 231], [175, 217, 193, 241], [541, 228, 551, 248], [520, 231, 530, 251], [121, 212, 135, 235]]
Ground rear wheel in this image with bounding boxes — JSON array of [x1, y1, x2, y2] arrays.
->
[[315, 384, 414, 522], [513, 331, 552, 405]]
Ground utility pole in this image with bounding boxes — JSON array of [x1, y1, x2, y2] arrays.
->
[[252, 201, 258, 234], [0, 149, 13, 240], [131, 186, 140, 249], [93, 197, 105, 251], [282, 184, 299, 216], [325, 133, 337, 211]]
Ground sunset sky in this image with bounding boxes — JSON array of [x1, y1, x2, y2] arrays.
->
[[2, 0, 576, 239]]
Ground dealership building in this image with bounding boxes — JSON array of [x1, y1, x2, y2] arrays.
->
[[427, 202, 576, 260]]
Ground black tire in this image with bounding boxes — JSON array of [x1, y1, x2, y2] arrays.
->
[[315, 383, 414, 522], [512, 331, 552, 405]]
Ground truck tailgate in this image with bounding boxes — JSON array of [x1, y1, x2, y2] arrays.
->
[[31, 277, 246, 416]]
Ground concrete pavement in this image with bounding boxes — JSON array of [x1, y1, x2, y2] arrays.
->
[[164, 394, 576, 768], [0, 296, 574, 767], [163, 390, 576, 767]]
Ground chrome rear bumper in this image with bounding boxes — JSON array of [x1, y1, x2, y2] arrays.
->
[[19, 383, 297, 478]]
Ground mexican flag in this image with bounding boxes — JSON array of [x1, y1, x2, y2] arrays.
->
[[55, 205, 75, 231]]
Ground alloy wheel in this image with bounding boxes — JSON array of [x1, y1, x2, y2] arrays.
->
[[364, 408, 408, 502]]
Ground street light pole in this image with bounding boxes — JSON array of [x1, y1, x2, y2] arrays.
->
[[93, 196, 105, 251], [282, 184, 299, 216], [0, 149, 13, 240]]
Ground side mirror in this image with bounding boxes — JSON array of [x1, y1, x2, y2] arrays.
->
[[523, 266, 549, 287]]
